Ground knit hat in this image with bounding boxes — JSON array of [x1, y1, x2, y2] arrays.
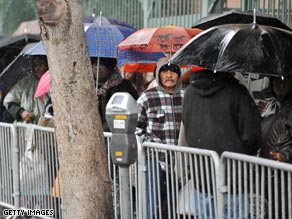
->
[[91, 57, 117, 70], [159, 63, 181, 77]]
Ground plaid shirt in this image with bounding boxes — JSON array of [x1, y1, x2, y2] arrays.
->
[[136, 87, 184, 145]]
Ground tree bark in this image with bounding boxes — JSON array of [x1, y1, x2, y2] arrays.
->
[[36, 0, 113, 218]]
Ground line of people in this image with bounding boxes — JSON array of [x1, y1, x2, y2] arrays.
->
[[2, 53, 292, 217]]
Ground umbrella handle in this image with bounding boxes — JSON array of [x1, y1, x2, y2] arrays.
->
[[95, 57, 100, 95], [99, 11, 102, 26], [253, 8, 256, 24]]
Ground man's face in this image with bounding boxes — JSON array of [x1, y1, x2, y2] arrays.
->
[[124, 72, 135, 81], [92, 63, 97, 81], [159, 70, 179, 91], [98, 64, 112, 83], [33, 58, 48, 79], [273, 78, 292, 100]]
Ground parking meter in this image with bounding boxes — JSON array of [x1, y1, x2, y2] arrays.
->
[[106, 92, 138, 165]]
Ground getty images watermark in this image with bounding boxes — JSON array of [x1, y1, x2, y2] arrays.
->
[[3, 209, 54, 217]]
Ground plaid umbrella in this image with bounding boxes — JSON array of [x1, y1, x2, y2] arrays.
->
[[118, 50, 165, 73], [86, 23, 136, 58], [118, 50, 165, 65], [94, 16, 135, 29]]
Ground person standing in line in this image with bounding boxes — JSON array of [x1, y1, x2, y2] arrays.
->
[[259, 77, 292, 219], [91, 57, 138, 131], [179, 69, 261, 155], [136, 57, 184, 218], [4, 55, 49, 124], [136, 58, 184, 146], [124, 72, 146, 96], [260, 77, 292, 163], [178, 69, 261, 218]]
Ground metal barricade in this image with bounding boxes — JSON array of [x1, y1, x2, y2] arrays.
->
[[2, 122, 292, 219], [139, 142, 220, 219], [221, 152, 292, 219], [0, 122, 15, 206], [15, 123, 62, 219]]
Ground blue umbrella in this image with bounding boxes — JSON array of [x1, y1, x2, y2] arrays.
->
[[118, 50, 165, 65], [85, 23, 136, 58], [24, 41, 46, 55], [94, 16, 135, 30]]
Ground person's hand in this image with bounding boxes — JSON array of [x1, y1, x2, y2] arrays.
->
[[21, 111, 34, 123], [256, 100, 268, 114]]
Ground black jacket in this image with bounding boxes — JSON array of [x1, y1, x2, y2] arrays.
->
[[260, 97, 292, 163], [183, 72, 261, 156]]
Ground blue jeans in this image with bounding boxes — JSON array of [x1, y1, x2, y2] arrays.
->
[[147, 161, 168, 219]]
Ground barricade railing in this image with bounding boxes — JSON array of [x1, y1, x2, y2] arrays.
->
[[1, 122, 292, 219], [139, 142, 220, 219], [15, 123, 62, 219], [221, 152, 292, 219], [0, 122, 15, 206], [0, 124, 136, 219]]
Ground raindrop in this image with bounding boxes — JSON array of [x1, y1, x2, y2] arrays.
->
[[281, 76, 284, 80]]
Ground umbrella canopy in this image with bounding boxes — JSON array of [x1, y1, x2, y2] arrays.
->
[[0, 33, 41, 72], [0, 42, 45, 92], [171, 23, 292, 78], [34, 70, 50, 99], [118, 50, 165, 65], [123, 63, 157, 73], [24, 41, 46, 55], [193, 10, 292, 31], [118, 25, 202, 53], [85, 23, 136, 58], [12, 19, 41, 36], [94, 16, 135, 29]]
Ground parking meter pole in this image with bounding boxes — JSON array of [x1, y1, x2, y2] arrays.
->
[[119, 166, 131, 219]]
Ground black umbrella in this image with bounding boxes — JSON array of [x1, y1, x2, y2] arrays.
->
[[171, 23, 292, 78], [0, 33, 41, 72], [193, 9, 292, 31], [0, 42, 45, 92]]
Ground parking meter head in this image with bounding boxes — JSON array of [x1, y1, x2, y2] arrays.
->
[[105, 92, 138, 165]]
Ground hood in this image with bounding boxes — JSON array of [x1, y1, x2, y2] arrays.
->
[[155, 57, 182, 93], [189, 70, 232, 97]]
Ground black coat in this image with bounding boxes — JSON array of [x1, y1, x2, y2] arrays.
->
[[98, 79, 138, 131], [260, 97, 292, 163], [183, 72, 261, 156]]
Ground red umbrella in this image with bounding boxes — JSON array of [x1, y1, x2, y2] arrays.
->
[[34, 70, 50, 99], [123, 63, 157, 73], [118, 25, 202, 53]]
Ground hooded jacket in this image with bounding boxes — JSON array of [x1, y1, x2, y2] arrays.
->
[[136, 58, 184, 145], [182, 71, 261, 155]]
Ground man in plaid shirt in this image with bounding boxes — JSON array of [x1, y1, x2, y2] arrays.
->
[[136, 58, 184, 146], [136, 57, 184, 218]]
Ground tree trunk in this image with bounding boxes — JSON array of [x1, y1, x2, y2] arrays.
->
[[36, 0, 113, 218]]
